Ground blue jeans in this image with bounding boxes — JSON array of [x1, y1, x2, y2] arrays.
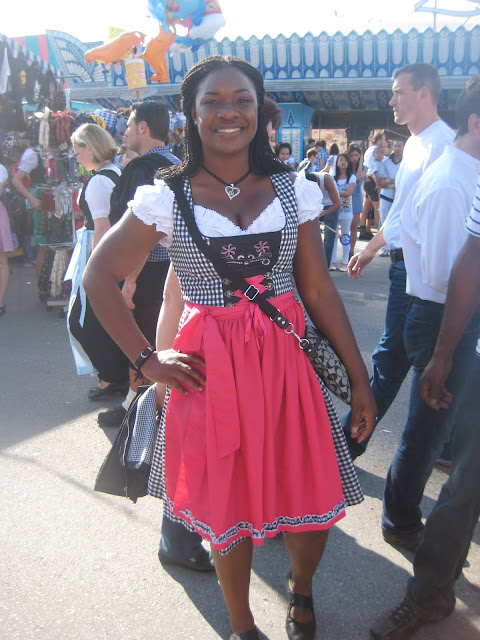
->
[[406, 352, 480, 615], [341, 260, 411, 458], [322, 211, 339, 268], [159, 515, 205, 560], [22, 234, 35, 263], [382, 298, 480, 534]]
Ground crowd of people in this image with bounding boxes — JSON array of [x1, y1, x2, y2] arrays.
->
[[2, 54, 480, 640], [275, 131, 407, 269]]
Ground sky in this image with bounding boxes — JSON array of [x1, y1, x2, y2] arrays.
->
[[0, 0, 479, 42]]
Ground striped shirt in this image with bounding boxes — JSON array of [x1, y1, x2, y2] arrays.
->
[[466, 177, 480, 238], [466, 178, 480, 354]]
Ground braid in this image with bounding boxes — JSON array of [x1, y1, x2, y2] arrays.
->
[[156, 56, 290, 181]]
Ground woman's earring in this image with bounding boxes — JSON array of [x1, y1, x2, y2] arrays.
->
[[193, 119, 198, 126]]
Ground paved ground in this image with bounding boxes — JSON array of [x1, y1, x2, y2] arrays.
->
[[1, 244, 480, 640]]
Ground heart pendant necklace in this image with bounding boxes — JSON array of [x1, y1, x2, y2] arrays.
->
[[202, 165, 252, 200]]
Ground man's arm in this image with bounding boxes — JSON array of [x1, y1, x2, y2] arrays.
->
[[347, 226, 386, 279], [420, 233, 480, 409]]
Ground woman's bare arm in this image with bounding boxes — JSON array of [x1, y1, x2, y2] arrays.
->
[[83, 211, 205, 394], [294, 220, 376, 440]]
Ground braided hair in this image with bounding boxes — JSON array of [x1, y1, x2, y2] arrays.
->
[[157, 56, 290, 180]]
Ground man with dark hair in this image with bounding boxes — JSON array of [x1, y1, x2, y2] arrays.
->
[[393, 62, 442, 104], [343, 63, 455, 547], [371, 76, 480, 639], [101, 100, 214, 573], [105, 101, 175, 424]]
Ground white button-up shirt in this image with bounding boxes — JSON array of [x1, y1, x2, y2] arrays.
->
[[400, 145, 480, 303], [383, 119, 455, 250]]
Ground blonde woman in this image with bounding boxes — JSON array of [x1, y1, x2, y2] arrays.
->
[[66, 124, 129, 400]]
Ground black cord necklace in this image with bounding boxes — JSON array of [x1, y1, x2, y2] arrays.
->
[[202, 165, 252, 200]]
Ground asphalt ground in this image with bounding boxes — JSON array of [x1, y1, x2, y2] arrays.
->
[[1, 241, 480, 640]]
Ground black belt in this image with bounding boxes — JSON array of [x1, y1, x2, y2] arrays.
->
[[390, 248, 404, 263], [380, 194, 394, 203]]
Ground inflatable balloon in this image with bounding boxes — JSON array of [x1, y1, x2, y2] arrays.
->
[[166, 0, 206, 26], [85, 31, 146, 65], [139, 28, 176, 83], [168, 0, 225, 53], [147, 0, 169, 30]]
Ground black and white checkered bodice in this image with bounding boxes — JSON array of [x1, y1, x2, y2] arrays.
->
[[168, 172, 299, 307]]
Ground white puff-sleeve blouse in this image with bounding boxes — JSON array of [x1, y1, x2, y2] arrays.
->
[[130, 170, 323, 248]]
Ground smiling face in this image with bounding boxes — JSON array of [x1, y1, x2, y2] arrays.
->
[[192, 66, 258, 160]]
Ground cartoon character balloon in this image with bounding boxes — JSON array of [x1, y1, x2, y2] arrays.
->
[[84, 1, 226, 84], [139, 28, 176, 83], [84, 31, 146, 65]]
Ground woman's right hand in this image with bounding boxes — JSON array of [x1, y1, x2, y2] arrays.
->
[[142, 349, 206, 395]]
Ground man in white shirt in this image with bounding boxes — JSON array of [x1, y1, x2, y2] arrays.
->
[[371, 77, 480, 639], [341, 63, 455, 544], [380, 75, 480, 556]]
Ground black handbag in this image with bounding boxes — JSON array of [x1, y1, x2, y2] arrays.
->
[[94, 385, 158, 502], [167, 178, 352, 404]]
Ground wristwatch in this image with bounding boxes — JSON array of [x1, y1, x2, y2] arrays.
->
[[133, 346, 155, 373]]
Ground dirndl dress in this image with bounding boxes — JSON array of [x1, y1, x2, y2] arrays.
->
[[0, 201, 14, 253], [131, 171, 363, 553], [0, 164, 13, 253]]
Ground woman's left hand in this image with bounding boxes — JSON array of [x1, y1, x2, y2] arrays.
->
[[349, 382, 377, 443]]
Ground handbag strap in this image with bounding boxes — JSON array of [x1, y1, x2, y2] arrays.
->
[[167, 177, 300, 338]]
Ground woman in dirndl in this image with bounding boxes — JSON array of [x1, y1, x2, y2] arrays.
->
[[83, 56, 376, 640]]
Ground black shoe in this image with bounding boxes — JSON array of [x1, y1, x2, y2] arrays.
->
[[382, 527, 424, 553], [230, 628, 259, 640], [158, 548, 215, 573], [88, 381, 128, 401], [286, 573, 316, 640], [359, 231, 374, 240], [370, 596, 452, 639], [98, 405, 127, 427]]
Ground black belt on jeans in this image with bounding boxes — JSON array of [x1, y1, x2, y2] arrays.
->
[[390, 248, 404, 263]]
